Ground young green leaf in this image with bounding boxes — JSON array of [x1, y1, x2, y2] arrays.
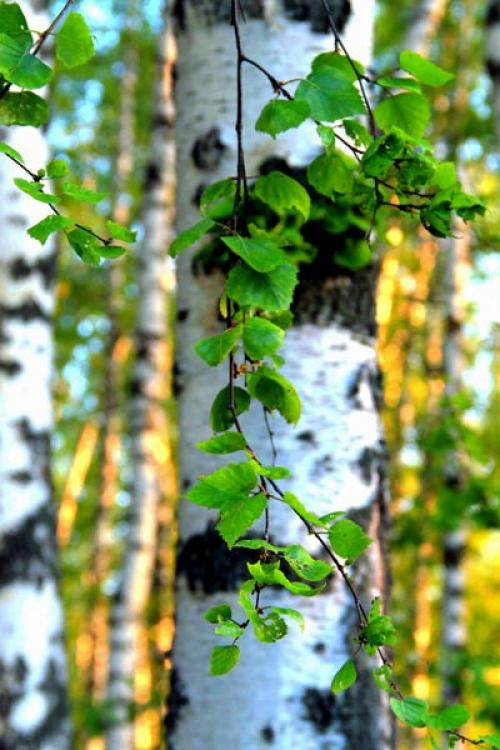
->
[[295, 69, 366, 122], [426, 705, 470, 731], [204, 604, 232, 624], [390, 697, 428, 728], [217, 492, 267, 547], [210, 385, 251, 432], [481, 736, 500, 749], [243, 317, 284, 360], [307, 152, 353, 197], [170, 218, 215, 257], [214, 621, 245, 638], [281, 491, 325, 527], [99, 244, 127, 259], [46, 159, 69, 179], [0, 2, 31, 46], [14, 178, 60, 204], [196, 431, 247, 455], [269, 606, 305, 631], [0, 140, 23, 162], [186, 461, 258, 510], [105, 220, 137, 243], [247, 365, 301, 424], [194, 325, 242, 367], [67, 227, 101, 266], [3, 51, 52, 89], [331, 659, 357, 694], [28, 215, 73, 244], [361, 615, 397, 649], [247, 561, 325, 597], [374, 93, 430, 139], [328, 519, 372, 562], [210, 645, 240, 676], [222, 235, 285, 272], [253, 612, 288, 643], [376, 75, 422, 92], [283, 545, 332, 582], [56, 12, 95, 68], [0, 91, 48, 126], [361, 131, 405, 179], [227, 263, 298, 312], [311, 51, 364, 80], [254, 171, 310, 222], [0, 31, 29, 76], [335, 238, 372, 271], [400, 50, 454, 87], [372, 664, 395, 693], [62, 182, 107, 204], [255, 98, 309, 137]]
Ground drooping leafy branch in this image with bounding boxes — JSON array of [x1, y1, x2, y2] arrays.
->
[[0, 0, 136, 262], [169, 2, 497, 748]]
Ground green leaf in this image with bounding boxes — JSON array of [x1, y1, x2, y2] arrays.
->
[[235, 539, 282, 553], [254, 171, 310, 222], [46, 159, 69, 179], [56, 12, 94, 69], [0, 140, 23, 162], [361, 131, 405, 179], [335, 239, 372, 271], [377, 75, 422, 92], [170, 218, 215, 257], [66, 227, 101, 266], [247, 365, 301, 424], [217, 492, 267, 548], [281, 491, 325, 527], [210, 645, 240, 676], [222, 235, 285, 272], [400, 50, 454, 87], [0, 3, 31, 46], [214, 621, 245, 638], [98, 244, 126, 259], [481, 736, 500, 749], [210, 385, 251, 432], [328, 519, 372, 562], [10, 53, 51, 89], [28, 214, 73, 244], [14, 178, 60, 204], [200, 178, 236, 219], [317, 124, 336, 152], [204, 604, 232, 624], [426, 705, 470, 731], [295, 69, 366, 123], [269, 606, 305, 631], [311, 52, 364, 80], [452, 191, 486, 221], [342, 118, 372, 147], [227, 263, 297, 312], [434, 162, 457, 190], [62, 182, 107, 204], [0, 91, 48, 126], [243, 317, 284, 360], [0, 31, 29, 76], [361, 615, 397, 649], [307, 152, 353, 197], [106, 220, 137, 243], [283, 545, 332, 581], [194, 325, 242, 367], [248, 561, 325, 597], [196, 431, 247, 454], [390, 697, 428, 728], [186, 461, 258, 510], [252, 462, 291, 480], [374, 93, 430, 138], [255, 98, 309, 137], [372, 664, 395, 693], [331, 659, 357, 694], [253, 612, 288, 643]]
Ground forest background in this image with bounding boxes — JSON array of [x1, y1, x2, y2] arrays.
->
[[0, 0, 499, 749]]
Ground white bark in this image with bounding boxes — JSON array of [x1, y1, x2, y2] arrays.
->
[[172, 3, 393, 748], [0, 5, 70, 743], [486, 1, 500, 143], [106, 15, 175, 750]]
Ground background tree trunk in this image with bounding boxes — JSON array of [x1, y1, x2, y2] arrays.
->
[[0, 4, 70, 749], [106, 8, 175, 748], [171, 3, 394, 749]]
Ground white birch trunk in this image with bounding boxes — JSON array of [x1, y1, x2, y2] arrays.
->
[[106, 14, 175, 750], [0, 5, 70, 748], [171, 3, 393, 748], [486, 1, 500, 144]]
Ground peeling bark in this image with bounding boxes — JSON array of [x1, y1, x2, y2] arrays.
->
[[171, 2, 394, 748], [0, 6, 70, 749]]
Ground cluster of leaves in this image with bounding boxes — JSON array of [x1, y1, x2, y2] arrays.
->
[[169, 39, 494, 747], [0, 2, 136, 261]]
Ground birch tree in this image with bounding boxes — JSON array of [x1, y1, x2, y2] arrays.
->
[[0, 0, 70, 745], [170, 3, 395, 748], [106, 8, 175, 748]]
